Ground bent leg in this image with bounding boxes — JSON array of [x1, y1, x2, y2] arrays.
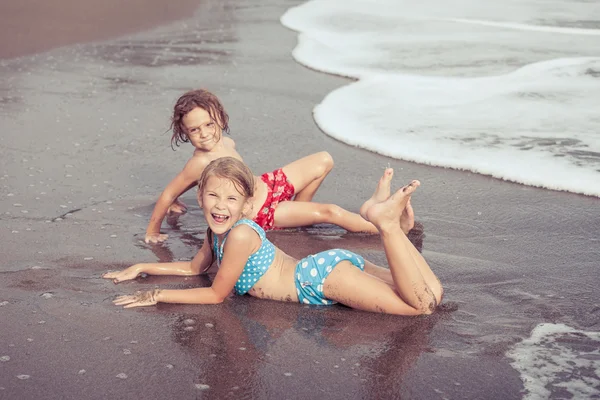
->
[[365, 181, 442, 313], [363, 260, 394, 286], [280, 151, 334, 202], [363, 257, 441, 304], [272, 201, 378, 233], [323, 262, 424, 315]]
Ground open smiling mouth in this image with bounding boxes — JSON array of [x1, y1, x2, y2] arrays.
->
[[212, 213, 229, 223]]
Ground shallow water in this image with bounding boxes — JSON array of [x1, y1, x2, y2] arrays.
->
[[281, 0, 600, 197]]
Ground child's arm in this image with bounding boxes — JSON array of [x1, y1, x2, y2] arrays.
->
[[112, 225, 260, 308], [145, 157, 208, 243], [103, 236, 214, 283]]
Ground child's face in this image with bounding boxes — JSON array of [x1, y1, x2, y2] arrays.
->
[[200, 176, 252, 237], [182, 107, 222, 151]]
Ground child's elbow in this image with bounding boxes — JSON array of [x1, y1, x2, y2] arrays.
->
[[209, 289, 227, 304]]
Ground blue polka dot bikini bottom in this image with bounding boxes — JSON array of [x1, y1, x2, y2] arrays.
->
[[294, 249, 365, 305]]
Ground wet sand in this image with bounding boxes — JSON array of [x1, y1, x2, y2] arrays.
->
[[0, 0, 205, 60], [1, 0, 599, 399]]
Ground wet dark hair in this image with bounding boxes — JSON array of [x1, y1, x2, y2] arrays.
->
[[170, 89, 230, 148]]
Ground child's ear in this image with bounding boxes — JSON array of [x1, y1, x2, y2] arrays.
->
[[242, 199, 253, 217]]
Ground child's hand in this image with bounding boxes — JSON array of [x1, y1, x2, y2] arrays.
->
[[103, 267, 140, 283], [113, 289, 160, 308], [167, 199, 188, 214], [145, 232, 168, 244]]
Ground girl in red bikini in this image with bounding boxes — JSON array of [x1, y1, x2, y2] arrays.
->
[[145, 89, 417, 244]]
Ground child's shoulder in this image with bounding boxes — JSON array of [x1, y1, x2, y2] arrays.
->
[[223, 136, 236, 147], [185, 151, 212, 170], [230, 220, 262, 238], [225, 222, 262, 249]]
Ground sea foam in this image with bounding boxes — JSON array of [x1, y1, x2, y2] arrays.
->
[[282, 0, 600, 196], [507, 323, 600, 399]]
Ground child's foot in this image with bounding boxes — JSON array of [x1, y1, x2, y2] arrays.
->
[[168, 199, 188, 214], [360, 168, 394, 221], [400, 199, 415, 234], [366, 180, 420, 232]]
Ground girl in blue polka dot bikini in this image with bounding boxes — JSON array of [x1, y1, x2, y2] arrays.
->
[[104, 157, 443, 315]]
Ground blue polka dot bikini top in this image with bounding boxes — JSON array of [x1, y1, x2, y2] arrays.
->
[[213, 218, 276, 295]]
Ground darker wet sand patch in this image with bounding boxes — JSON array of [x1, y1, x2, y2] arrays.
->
[[0, 0, 205, 59]]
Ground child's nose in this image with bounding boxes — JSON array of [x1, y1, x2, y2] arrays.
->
[[200, 127, 213, 137]]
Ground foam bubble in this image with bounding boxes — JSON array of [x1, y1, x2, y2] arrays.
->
[[507, 323, 600, 399]]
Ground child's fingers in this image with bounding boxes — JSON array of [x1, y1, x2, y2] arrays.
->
[[103, 271, 125, 283], [145, 233, 169, 244], [113, 291, 157, 308], [123, 301, 151, 309], [113, 295, 137, 305]]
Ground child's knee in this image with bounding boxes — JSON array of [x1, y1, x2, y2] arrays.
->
[[316, 151, 334, 174], [424, 285, 443, 314], [435, 283, 444, 305]]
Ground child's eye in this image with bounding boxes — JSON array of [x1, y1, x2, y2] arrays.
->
[[228, 197, 237, 201]]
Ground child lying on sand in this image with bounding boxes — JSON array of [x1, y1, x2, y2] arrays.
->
[[107, 157, 442, 315]]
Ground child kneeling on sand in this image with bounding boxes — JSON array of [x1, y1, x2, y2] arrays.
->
[[145, 89, 420, 245], [106, 157, 442, 315]]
